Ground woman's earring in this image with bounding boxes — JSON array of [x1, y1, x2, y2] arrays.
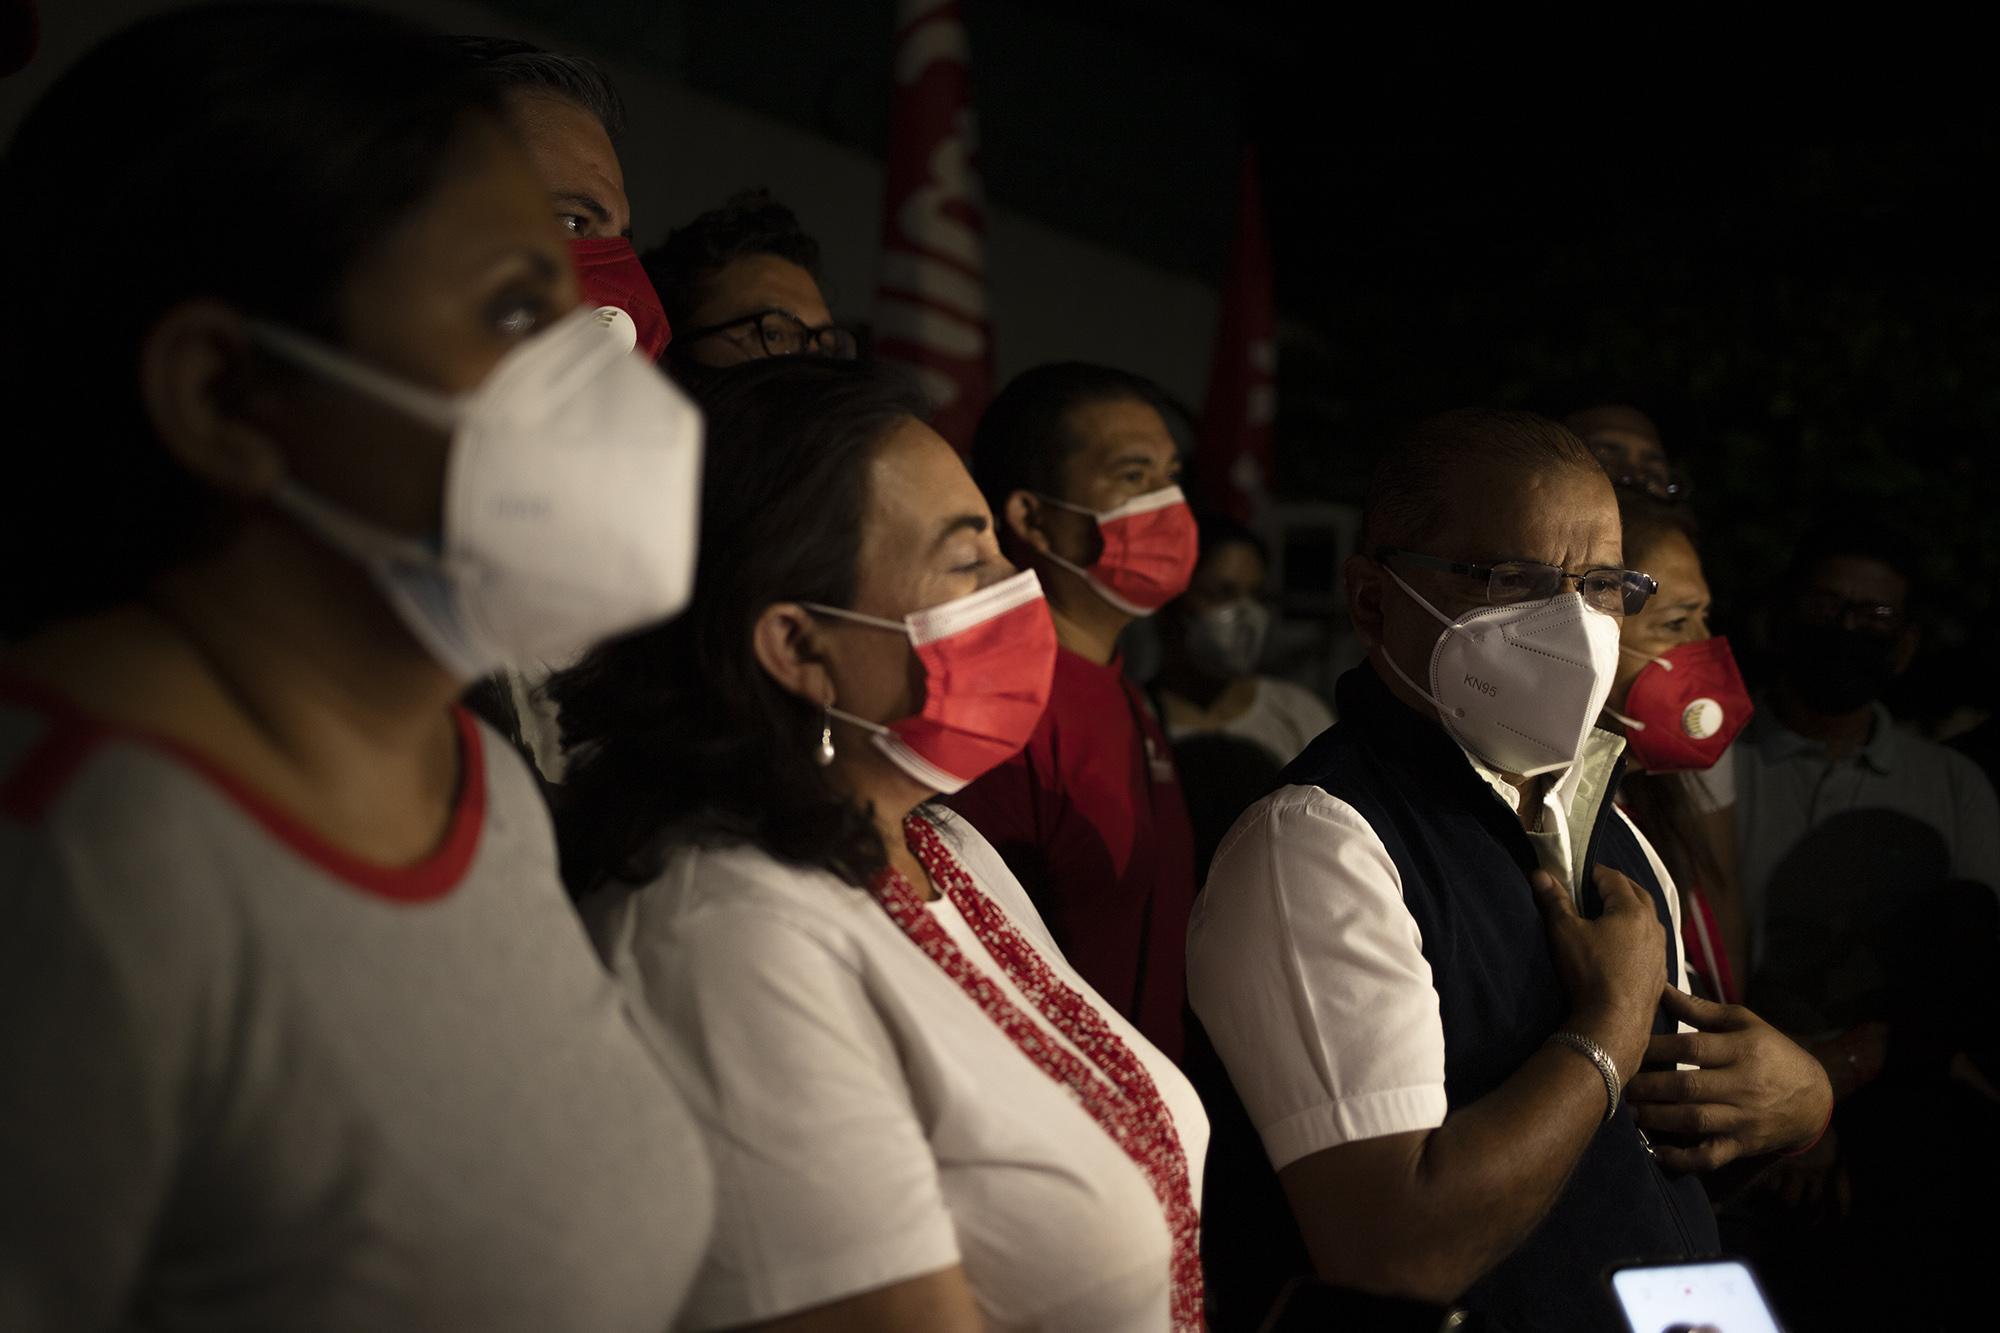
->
[[815, 703, 836, 766]]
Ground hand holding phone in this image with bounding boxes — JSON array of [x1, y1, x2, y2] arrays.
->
[[1608, 1258, 1782, 1333]]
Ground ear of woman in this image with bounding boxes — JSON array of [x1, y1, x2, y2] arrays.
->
[[139, 300, 290, 499], [751, 602, 835, 705]]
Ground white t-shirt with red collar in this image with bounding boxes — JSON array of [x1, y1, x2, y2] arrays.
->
[[0, 682, 712, 1333]]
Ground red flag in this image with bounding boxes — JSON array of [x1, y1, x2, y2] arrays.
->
[[1196, 149, 1277, 523], [874, 0, 993, 454]]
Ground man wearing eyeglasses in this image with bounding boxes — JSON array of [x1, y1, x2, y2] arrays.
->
[[1737, 525, 2000, 965], [1566, 401, 1690, 503], [1188, 410, 1829, 1332], [642, 189, 856, 384]]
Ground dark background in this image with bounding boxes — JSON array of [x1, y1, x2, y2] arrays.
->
[[41, 0, 1991, 703], [485, 2, 1998, 697]]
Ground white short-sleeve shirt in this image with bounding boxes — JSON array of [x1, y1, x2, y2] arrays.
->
[[1188, 732, 1686, 1172], [583, 809, 1208, 1333]]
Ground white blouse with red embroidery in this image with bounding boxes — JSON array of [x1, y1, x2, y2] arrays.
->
[[584, 806, 1210, 1333]]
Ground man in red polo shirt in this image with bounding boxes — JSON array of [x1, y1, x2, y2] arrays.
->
[[948, 362, 1201, 1063]]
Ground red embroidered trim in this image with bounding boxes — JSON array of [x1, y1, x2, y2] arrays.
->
[[872, 814, 1205, 1331]]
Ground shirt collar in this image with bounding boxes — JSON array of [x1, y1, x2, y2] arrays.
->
[[1748, 698, 1899, 774], [1460, 725, 1628, 822]]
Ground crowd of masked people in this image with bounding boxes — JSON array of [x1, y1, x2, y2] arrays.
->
[[3, 7, 1994, 1332]]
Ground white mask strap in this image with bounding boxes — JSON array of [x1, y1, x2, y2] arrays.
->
[[1382, 563, 1457, 631], [1618, 643, 1673, 670], [1375, 564, 1462, 715], [1604, 707, 1648, 731], [1379, 642, 1458, 720], [1033, 491, 1099, 519], [247, 321, 463, 433], [802, 602, 908, 635], [1032, 484, 1186, 525], [270, 478, 441, 570], [826, 703, 892, 736]]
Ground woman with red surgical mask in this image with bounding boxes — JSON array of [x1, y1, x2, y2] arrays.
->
[[1602, 492, 1754, 1003], [552, 358, 1209, 1333]]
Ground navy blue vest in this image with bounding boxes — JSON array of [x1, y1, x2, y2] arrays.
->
[[1196, 665, 1717, 1333]]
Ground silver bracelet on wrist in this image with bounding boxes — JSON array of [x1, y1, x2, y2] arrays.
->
[[1548, 1030, 1621, 1123]]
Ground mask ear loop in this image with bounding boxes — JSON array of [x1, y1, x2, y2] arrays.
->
[[1025, 492, 1109, 588], [247, 320, 464, 432], [800, 602, 910, 739], [1377, 564, 1464, 719], [1606, 645, 1673, 731]]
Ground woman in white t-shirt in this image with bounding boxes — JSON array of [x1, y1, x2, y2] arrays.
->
[[0, 11, 710, 1330], [553, 357, 1210, 1333]]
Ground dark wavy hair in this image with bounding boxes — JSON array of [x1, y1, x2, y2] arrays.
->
[[0, 4, 500, 636], [643, 189, 822, 355], [550, 357, 930, 896]]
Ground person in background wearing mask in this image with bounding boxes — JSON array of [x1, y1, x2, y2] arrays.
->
[[1601, 491, 1754, 1002], [1730, 523, 2000, 1333], [1736, 524, 2000, 952], [1149, 511, 1333, 878], [456, 36, 672, 362], [1188, 411, 1828, 1333], [947, 362, 1202, 1064], [644, 188, 852, 384], [0, 8, 709, 1331], [1152, 511, 1334, 764], [550, 359, 1208, 1333]]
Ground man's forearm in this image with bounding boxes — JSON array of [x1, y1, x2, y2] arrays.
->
[[1281, 1006, 1640, 1304]]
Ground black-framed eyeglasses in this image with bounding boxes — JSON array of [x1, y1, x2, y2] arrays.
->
[[1794, 590, 1906, 635], [1376, 547, 1658, 617], [678, 307, 858, 360]]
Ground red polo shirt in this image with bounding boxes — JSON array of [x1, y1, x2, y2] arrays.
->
[[946, 647, 1198, 1063]]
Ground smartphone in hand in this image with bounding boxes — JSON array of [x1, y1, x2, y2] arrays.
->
[[1607, 1257, 1782, 1333]]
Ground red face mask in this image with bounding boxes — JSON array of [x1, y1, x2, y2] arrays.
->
[[808, 569, 1058, 793], [570, 237, 671, 362], [1608, 635, 1755, 772], [1037, 484, 1199, 616]]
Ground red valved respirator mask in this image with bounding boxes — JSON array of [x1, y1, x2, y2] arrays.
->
[[1606, 636, 1754, 772], [571, 237, 671, 362]]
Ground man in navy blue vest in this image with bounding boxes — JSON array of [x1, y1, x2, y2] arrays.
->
[[1188, 410, 1830, 1332]]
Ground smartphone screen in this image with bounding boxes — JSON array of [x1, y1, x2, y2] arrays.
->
[[1609, 1258, 1781, 1333]]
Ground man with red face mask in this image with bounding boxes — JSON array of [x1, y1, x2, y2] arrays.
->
[[455, 37, 673, 363], [947, 363, 1201, 1064], [453, 38, 676, 777]]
